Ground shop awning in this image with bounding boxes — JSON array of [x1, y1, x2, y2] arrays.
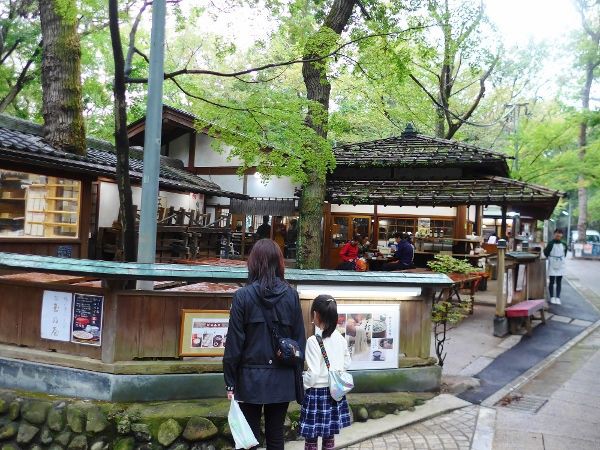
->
[[326, 176, 563, 219]]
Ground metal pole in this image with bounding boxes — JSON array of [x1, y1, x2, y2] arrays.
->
[[566, 199, 572, 251], [494, 239, 509, 336], [137, 0, 166, 290]]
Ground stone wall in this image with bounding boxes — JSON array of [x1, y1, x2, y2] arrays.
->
[[0, 389, 434, 449], [0, 390, 235, 450]]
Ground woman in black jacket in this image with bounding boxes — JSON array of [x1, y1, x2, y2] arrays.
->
[[224, 239, 306, 449]]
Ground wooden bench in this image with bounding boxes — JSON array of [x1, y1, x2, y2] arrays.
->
[[505, 299, 546, 336]]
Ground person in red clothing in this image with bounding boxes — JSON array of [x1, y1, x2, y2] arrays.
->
[[337, 235, 360, 270]]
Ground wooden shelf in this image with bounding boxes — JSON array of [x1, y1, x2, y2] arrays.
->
[[0, 198, 25, 201], [46, 197, 78, 201], [30, 184, 79, 188], [26, 221, 77, 227], [28, 210, 77, 214]]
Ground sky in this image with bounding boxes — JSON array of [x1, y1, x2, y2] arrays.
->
[[485, 0, 580, 46], [197, 0, 582, 49]]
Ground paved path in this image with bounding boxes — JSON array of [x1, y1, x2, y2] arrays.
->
[[344, 406, 478, 449], [493, 325, 600, 449]]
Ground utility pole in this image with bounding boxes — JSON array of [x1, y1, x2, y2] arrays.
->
[[506, 103, 529, 173], [137, 0, 166, 290]]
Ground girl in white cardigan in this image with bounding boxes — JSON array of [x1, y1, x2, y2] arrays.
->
[[299, 295, 352, 450]]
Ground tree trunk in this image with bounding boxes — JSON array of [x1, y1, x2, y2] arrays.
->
[[39, 0, 86, 155], [298, 0, 356, 269], [576, 49, 596, 244], [109, 0, 137, 262]]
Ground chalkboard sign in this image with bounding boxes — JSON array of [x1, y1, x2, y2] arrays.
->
[[71, 294, 103, 346], [57, 245, 73, 258]]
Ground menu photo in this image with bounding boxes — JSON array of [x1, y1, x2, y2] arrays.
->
[[337, 304, 400, 370], [179, 310, 229, 357], [71, 294, 103, 346]]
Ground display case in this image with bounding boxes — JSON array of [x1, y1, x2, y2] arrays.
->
[[0, 170, 80, 238]]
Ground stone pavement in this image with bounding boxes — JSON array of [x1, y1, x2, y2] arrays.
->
[[344, 405, 478, 450], [493, 324, 600, 449]]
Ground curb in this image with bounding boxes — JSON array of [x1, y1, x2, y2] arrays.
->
[[284, 394, 471, 450], [481, 318, 600, 408], [471, 406, 496, 450]]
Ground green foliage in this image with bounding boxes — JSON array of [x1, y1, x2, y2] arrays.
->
[[431, 297, 469, 325], [427, 254, 477, 274]]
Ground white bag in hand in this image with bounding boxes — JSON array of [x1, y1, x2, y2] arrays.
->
[[228, 397, 259, 449]]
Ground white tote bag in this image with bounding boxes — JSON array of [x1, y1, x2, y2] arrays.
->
[[228, 397, 259, 449]]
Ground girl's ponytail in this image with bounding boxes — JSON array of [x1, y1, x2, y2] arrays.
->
[[311, 294, 338, 338]]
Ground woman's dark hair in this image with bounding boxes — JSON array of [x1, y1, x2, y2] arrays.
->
[[311, 295, 338, 338], [247, 239, 285, 291]]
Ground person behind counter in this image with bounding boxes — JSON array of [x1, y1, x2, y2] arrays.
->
[[337, 235, 360, 270], [256, 215, 272, 240], [382, 232, 414, 271], [358, 235, 372, 257]]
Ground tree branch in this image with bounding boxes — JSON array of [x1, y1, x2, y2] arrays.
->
[[125, 26, 428, 83], [0, 40, 41, 113], [124, 0, 151, 77], [0, 39, 21, 65]]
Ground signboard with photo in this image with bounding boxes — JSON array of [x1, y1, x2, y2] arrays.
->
[[71, 294, 103, 346], [336, 304, 400, 370], [41, 291, 73, 342], [179, 310, 229, 357]]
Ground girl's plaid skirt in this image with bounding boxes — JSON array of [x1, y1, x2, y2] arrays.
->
[[299, 387, 351, 438]]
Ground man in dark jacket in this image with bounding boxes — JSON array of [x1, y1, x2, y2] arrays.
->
[[382, 232, 415, 271]]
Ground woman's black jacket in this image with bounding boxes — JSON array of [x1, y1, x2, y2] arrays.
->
[[223, 279, 306, 404]]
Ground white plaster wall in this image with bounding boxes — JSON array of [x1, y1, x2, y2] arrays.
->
[[330, 205, 375, 214], [376, 206, 456, 217], [98, 182, 120, 228], [247, 175, 298, 198], [194, 133, 242, 167], [168, 133, 189, 164], [98, 182, 203, 228], [468, 205, 477, 222], [204, 174, 245, 194]]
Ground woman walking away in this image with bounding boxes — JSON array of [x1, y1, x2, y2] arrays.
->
[[544, 229, 568, 305], [223, 239, 306, 449], [300, 295, 352, 450]]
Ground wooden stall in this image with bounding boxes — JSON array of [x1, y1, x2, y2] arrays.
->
[[323, 125, 564, 269], [0, 252, 451, 374]]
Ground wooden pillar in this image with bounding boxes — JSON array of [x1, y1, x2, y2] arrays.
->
[[501, 205, 508, 239], [455, 205, 467, 239], [187, 132, 196, 169], [79, 179, 92, 258], [100, 289, 119, 363], [474, 205, 481, 235], [373, 204, 379, 244]]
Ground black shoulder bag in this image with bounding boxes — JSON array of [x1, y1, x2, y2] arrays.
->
[[255, 300, 303, 367]]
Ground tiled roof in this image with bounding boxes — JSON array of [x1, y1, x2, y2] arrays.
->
[[0, 114, 245, 198], [333, 127, 510, 177], [326, 177, 563, 218]]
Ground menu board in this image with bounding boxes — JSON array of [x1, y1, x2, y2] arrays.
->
[[179, 310, 229, 357], [336, 304, 400, 370], [41, 291, 73, 342], [71, 294, 104, 346]]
